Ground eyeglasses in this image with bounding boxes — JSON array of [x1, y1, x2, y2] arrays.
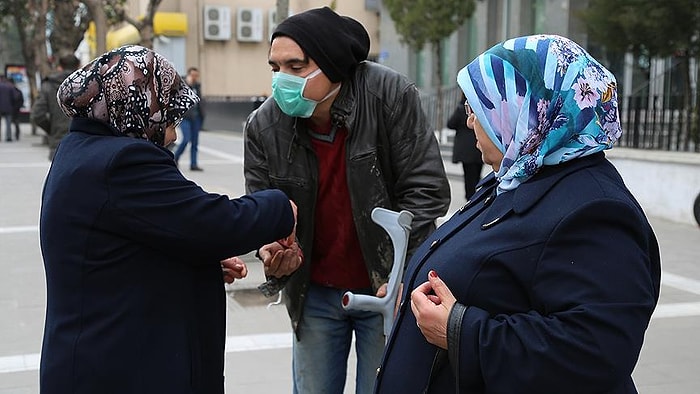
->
[[464, 100, 474, 117]]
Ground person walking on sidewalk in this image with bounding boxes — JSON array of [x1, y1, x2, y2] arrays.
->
[[447, 92, 484, 199], [0, 76, 17, 142], [8, 79, 24, 141], [30, 54, 80, 159], [174, 67, 205, 171], [244, 7, 451, 394], [40, 45, 298, 394]]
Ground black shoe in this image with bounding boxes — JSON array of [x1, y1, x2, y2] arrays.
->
[[190, 166, 203, 171]]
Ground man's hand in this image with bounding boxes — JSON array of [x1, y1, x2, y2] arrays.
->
[[375, 282, 404, 318], [258, 241, 303, 278], [410, 270, 456, 349], [220, 256, 248, 284]]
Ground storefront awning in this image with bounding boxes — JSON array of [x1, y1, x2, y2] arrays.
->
[[106, 24, 140, 50], [84, 12, 188, 55], [154, 12, 188, 37]]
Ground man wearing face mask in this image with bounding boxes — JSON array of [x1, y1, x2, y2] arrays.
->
[[243, 7, 450, 394]]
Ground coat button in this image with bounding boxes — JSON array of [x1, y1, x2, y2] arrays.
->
[[481, 216, 501, 229], [458, 201, 470, 213], [376, 366, 381, 376], [429, 239, 440, 249]]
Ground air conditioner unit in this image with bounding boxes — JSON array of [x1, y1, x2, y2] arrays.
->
[[203, 5, 231, 41], [237, 8, 263, 42]]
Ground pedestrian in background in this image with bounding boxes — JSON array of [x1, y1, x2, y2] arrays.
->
[[0, 76, 16, 142], [174, 67, 205, 171], [40, 45, 297, 394], [447, 92, 484, 199], [31, 54, 80, 160], [8, 79, 24, 141], [244, 7, 450, 394], [375, 34, 661, 393]]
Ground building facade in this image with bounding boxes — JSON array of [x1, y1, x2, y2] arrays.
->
[[380, 0, 591, 91], [93, 0, 696, 139], [118, 0, 381, 100], [110, 1, 591, 102]]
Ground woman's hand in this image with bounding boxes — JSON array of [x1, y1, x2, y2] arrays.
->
[[410, 270, 456, 349], [220, 256, 248, 284], [259, 200, 302, 278]]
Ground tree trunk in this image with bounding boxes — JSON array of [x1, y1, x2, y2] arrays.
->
[[276, 0, 290, 23], [12, 2, 39, 105], [680, 54, 691, 150], [84, 0, 107, 55], [137, 0, 162, 49], [50, 1, 88, 57], [31, 0, 50, 78], [693, 57, 700, 150], [433, 40, 445, 141], [20, 0, 49, 137]]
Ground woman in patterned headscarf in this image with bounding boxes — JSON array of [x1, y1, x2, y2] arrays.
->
[[57, 44, 198, 146], [39, 45, 297, 394], [375, 35, 661, 393]]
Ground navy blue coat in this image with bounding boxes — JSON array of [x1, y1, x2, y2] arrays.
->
[[375, 153, 661, 393], [39, 118, 294, 394]]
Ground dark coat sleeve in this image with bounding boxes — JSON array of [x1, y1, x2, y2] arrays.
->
[[385, 84, 451, 255], [447, 104, 481, 164], [242, 111, 272, 194], [447, 105, 465, 130], [30, 82, 52, 133], [12, 88, 23, 113], [104, 143, 294, 263], [451, 199, 660, 392]]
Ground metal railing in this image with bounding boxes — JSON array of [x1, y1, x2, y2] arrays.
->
[[420, 88, 700, 153], [419, 86, 463, 135], [618, 94, 699, 152]]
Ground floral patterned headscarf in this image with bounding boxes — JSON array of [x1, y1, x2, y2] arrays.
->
[[457, 35, 621, 194], [57, 45, 199, 146]]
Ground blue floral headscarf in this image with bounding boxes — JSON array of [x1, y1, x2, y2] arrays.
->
[[457, 34, 621, 194]]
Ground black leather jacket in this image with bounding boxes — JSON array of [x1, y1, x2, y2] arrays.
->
[[243, 61, 451, 333]]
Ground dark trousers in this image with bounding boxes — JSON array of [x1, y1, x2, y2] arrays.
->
[[12, 113, 20, 140]]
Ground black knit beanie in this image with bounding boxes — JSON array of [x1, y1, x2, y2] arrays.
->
[[271, 7, 370, 83]]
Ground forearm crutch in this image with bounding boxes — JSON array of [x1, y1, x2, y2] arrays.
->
[[341, 207, 413, 339]]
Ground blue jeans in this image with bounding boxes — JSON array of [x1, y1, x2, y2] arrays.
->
[[292, 284, 385, 394], [2, 114, 11, 141], [173, 117, 202, 168]]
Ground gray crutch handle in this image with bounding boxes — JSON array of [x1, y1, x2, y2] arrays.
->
[[341, 207, 413, 338]]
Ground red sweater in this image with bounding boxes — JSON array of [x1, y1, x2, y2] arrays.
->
[[308, 121, 370, 290]]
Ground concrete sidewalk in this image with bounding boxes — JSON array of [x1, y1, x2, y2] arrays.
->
[[1, 123, 699, 393]]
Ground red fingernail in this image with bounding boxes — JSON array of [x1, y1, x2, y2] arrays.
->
[[429, 270, 437, 278]]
